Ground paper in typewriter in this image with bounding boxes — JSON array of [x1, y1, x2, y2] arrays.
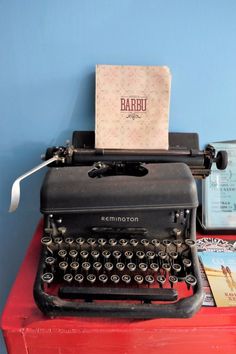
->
[[95, 65, 171, 149]]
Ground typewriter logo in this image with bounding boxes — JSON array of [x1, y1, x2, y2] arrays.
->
[[120, 96, 147, 120], [100, 216, 139, 223]]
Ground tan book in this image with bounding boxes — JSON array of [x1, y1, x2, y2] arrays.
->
[[95, 64, 171, 149]]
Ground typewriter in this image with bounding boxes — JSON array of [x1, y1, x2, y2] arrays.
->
[[9, 132, 227, 318]]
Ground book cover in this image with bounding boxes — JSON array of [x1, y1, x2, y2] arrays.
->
[[95, 65, 171, 149], [200, 251, 236, 307]]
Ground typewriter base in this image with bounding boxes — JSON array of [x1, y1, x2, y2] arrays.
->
[[2, 221, 236, 354]]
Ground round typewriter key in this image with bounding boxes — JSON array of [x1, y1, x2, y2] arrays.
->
[[122, 274, 131, 284], [113, 250, 121, 260], [59, 261, 68, 271], [173, 239, 182, 248], [69, 249, 78, 259], [134, 275, 144, 285], [111, 274, 120, 284], [93, 261, 102, 272], [183, 258, 192, 269], [80, 250, 89, 259], [98, 238, 106, 246], [162, 239, 171, 248], [172, 228, 182, 237], [145, 274, 154, 285], [172, 263, 182, 274], [150, 263, 159, 272], [104, 262, 114, 272], [75, 274, 84, 283], [162, 262, 171, 273], [169, 251, 178, 260], [185, 239, 196, 247], [130, 238, 138, 247], [109, 238, 117, 246], [185, 274, 197, 290], [119, 238, 128, 246], [58, 249, 67, 259], [63, 273, 73, 283], [139, 263, 148, 272], [87, 274, 96, 284], [157, 275, 166, 288], [54, 236, 63, 245], [41, 272, 54, 284], [146, 251, 155, 260], [76, 237, 85, 246], [82, 261, 91, 272], [70, 261, 79, 271], [91, 250, 100, 259], [169, 275, 178, 288], [102, 250, 111, 260], [158, 250, 167, 261], [124, 251, 133, 260], [127, 262, 136, 272], [41, 236, 52, 246], [151, 239, 160, 247], [99, 274, 108, 284], [136, 251, 145, 260], [116, 262, 125, 271], [65, 237, 74, 245], [87, 237, 96, 246], [141, 239, 149, 247], [45, 256, 56, 266]]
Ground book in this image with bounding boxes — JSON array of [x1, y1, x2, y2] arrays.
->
[[200, 251, 236, 307], [95, 65, 171, 149]]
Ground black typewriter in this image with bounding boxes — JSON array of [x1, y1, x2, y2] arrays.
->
[[29, 132, 227, 318], [9, 131, 227, 318]]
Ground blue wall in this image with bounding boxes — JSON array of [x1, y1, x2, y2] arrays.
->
[[1, 0, 236, 351]]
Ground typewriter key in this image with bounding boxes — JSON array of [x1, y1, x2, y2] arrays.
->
[[87, 274, 96, 284], [173, 239, 182, 249], [136, 251, 145, 260], [91, 250, 100, 259], [130, 239, 138, 247], [70, 261, 79, 271], [169, 275, 178, 288], [119, 238, 128, 246], [122, 274, 131, 284], [183, 258, 192, 269], [98, 238, 106, 246], [76, 237, 85, 246], [116, 262, 125, 271], [172, 228, 182, 237], [104, 262, 113, 272], [59, 261, 68, 272], [169, 251, 178, 260], [58, 249, 67, 259], [134, 275, 144, 285], [54, 236, 63, 245], [158, 250, 167, 261], [87, 237, 96, 246], [150, 263, 159, 272], [157, 275, 166, 288], [162, 239, 171, 250], [146, 251, 155, 260], [93, 261, 102, 272], [82, 262, 91, 272], [145, 274, 154, 285], [127, 262, 136, 272], [109, 238, 117, 246], [41, 236, 52, 246], [139, 263, 148, 272], [151, 239, 160, 247], [124, 251, 133, 260], [80, 250, 89, 259], [172, 263, 182, 274], [111, 274, 120, 284], [185, 274, 197, 290], [99, 274, 108, 284], [141, 239, 149, 247], [162, 263, 171, 273], [63, 273, 73, 283], [65, 237, 74, 245], [69, 249, 78, 259], [45, 256, 56, 266], [41, 272, 54, 284], [185, 239, 196, 248], [113, 250, 121, 260], [102, 250, 111, 260], [75, 274, 84, 283]]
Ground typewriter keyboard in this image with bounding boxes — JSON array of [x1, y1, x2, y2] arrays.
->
[[40, 235, 198, 303]]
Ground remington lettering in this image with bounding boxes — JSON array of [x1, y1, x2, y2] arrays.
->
[[100, 216, 139, 223]]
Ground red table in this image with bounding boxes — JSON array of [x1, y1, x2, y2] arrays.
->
[[1, 222, 236, 354]]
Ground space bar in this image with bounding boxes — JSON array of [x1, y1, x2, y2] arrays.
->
[[59, 287, 178, 302]]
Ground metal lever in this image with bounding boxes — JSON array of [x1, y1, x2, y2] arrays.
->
[[9, 156, 61, 213]]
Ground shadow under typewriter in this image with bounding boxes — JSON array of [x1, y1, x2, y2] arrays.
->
[[34, 163, 204, 318]]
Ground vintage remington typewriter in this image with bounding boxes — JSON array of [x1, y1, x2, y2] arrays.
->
[[9, 132, 227, 318]]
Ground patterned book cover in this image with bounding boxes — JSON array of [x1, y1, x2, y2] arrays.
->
[[200, 251, 236, 307], [95, 65, 171, 149]]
